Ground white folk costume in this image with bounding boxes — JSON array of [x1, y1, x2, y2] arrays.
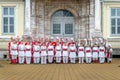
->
[[78, 46, 85, 63], [62, 45, 69, 63], [69, 44, 76, 63], [25, 44, 32, 64], [18, 43, 25, 64], [92, 46, 99, 62], [33, 44, 40, 64], [41, 45, 47, 64], [85, 47, 92, 64], [55, 44, 62, 63], [48, 45, 54, 63], [99, 46, 105, 63], [11, 43, 18, 64], [106, 46, 113, 63]]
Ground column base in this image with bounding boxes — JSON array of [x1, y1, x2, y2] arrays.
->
[[92, 29, 103, 38]]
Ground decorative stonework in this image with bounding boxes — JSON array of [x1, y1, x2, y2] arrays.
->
[[29, 0, 96, 39]]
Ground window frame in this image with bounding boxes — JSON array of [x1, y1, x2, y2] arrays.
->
[[110, 8, 120, 36], [2, 7, 15, 34]]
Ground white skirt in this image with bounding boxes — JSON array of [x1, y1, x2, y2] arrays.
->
[[62, 51, 68, 57], [86, 53, 92, 57], [48, 51, 54, 56], [99, 52, 105, 57], [55, 51, 61, 57], [41, 51, 47, 56], [25, 51, 32, 57], [69, 52, 76, 58], [18, 51, 25, 57], [92, 52, 98, 58], [33, 52, 40, 57], [78, 52, 84, 57]]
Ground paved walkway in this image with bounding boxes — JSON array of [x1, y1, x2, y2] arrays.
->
[[0, 59, 120, 80]]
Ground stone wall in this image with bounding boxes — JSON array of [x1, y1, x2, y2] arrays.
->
[[30, 0, 95, 39]]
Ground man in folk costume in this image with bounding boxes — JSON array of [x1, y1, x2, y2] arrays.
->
[[41, 42, 47, 64], [69, 43, 77, 63], [18, 40, 25, 64], [60, 38, 64, 46], [92, 43, 99, 63], [33, 42, 40, 64], [78, 43, 85, 64], [55, 43, 62, 63], [62, 42, 69, 63], [8, 36, 14, 63], [25, 42, 32, 64], [10, 40, 18, 64], [99, 43, 105, 64], [103, 38, 108, 62], [106, 44, 113, 63], [85, 44, 92, 64], [47, 43, 54, 63]]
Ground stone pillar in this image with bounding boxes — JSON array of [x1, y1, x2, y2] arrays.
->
[[95, 0, 100, 30], [94, 0, 103, 37], [24, 0, 31, 36]]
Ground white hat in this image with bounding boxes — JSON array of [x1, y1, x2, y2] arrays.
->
[[56, 37, 59, 39], [71, 38, 74, 40], [108, 44, 112, 47], [51, 37, 53, 39]]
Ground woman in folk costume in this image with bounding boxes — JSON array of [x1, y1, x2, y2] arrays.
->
[[25, 42, 32, 64], [55, 43, 62, 63], [41, 42, 47, 64], [69, 43, 77, 63], [92, 44, 99, 63], [8, 36, 14, 64], [18, 40, 25, 64], [47, 43, 54, 63], [78, 43, 85, 64], [11, 40, 18, 64], [62, 42, 69, 63], [33, 42, 40, 64], [85, 44, 92, 64], [106, 44, 113, 63], [99, 43, 105, 64]]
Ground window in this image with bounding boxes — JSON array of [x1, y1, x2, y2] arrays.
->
[[3, 7, 15, 34], [53, 24, 61, 34], [65, 24, 73, 34], [111, 8, 120, 35]]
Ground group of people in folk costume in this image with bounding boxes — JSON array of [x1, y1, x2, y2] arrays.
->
[[8, 36, 113, 64]]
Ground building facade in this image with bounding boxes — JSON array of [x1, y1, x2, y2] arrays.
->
[[0, 0, 120, 58]]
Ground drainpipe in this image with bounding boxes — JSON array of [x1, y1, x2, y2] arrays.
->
[[101, 0, 104, 36]]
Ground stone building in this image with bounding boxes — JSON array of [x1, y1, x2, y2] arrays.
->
[[0, 0, 120, 59]]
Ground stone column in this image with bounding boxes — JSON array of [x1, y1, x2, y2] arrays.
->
[[24, 0, 31, 36], [94, 0, 103, 37], [95, 0, 100, 30]]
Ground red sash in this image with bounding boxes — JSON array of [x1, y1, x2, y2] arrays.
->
[[63, 49, 67, 51], [70, 50, 75, 52], [93, 50, 98, 52], [86, 50, 90, 53], [48, 49, 53, 51], [100, 49, 104, 52], [79, 49, 83, 51]]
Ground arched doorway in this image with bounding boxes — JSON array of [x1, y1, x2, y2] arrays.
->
[[51, 9, 74, 38]]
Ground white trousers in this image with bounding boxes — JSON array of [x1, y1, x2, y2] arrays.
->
[[70, 58, 76, 63], [26, 57, 31, 64], [19, 56, 24, 64], [78, 57, 84, 63], [34, 57, 40, 64], [41, 56, 47, 64], [12, 55, 17, 60], [56, 57, 61, 63], [63, 56, 68, 63], [48, 55, 53, 63], [107, 58, 112, 63], [99, 57, 105, 63], [86, 57, 91, 64]]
